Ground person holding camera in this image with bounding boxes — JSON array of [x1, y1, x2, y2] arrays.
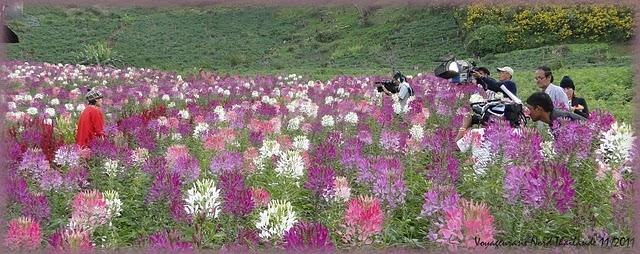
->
[[534, 66, 570, 110], [559, 76, 589, 118], [379, 71, 414, 112], [472, 66, 517, 99]]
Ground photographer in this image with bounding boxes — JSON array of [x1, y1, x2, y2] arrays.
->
[[473, 66, 518, 98], [379, 71, 414, 111]]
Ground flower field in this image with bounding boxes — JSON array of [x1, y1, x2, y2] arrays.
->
[[1, 61, 635, 251]]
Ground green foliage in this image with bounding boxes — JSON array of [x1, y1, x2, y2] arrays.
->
[[73, 41, 124, 67], [465, 25, 509, 57]]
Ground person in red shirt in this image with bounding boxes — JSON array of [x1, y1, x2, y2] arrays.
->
[[76, 89, 105, 148]]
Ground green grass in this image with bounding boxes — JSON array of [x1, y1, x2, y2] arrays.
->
[[4, 5, 635, 121]]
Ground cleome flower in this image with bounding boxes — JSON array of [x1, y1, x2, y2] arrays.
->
[[255, 199, 298, 240]]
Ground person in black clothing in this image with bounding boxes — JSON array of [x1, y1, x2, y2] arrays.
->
[[472, 66, 517, 98], [525, 92, 586, 129], [559, 76, 589, 118]]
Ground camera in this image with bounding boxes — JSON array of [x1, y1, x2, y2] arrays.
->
[[376, 80, 399, 94], [434, 57, 477, 83], [470, 99, 527, 127]]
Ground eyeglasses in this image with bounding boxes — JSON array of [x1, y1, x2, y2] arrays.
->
[[534, 76, 546, 81]]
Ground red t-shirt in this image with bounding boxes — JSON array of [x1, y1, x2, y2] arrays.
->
[[75, 105, 105, 147]]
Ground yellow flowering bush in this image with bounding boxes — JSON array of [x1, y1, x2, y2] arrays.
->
[[461, 4, 634, 50]]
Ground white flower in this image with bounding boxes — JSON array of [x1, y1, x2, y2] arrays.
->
[[260, 139, 282, 159], [252, 91, 260, 98], [45, 108, 56, 117], [130, 148, 149, 166], [50, 98, 60, 106], [344, 112, 358, 125], [171, 133, 183, 141], [65, 103, 74, 111], [76, 104, 86, 112], [7, 102, 17, 110], [162, 94, 171, 101], [321, 115, 334, 127], [214, 106, 226, 122], [392, 101, 404, 115], [184, 178, 221, 220], [287, 116, 304, 130], [324, 96, 334, 105], [224, 89, 231, 96], [255, 199, 298, 240], [336, 88, 345, 97], [274, 150, 305, 179], [469, 93, 485, 104], [27, 107, 38, 115], [541, 141, 556, 159], [409, 124, 424, 141], [34, 93, 44, 100], [292, 135, 310, 151], [598, 122, 635, 167], [168, 102, 176, 108], [103, 190, 123, 219], [178, 109, 190, 120], [193, 122, 210, 138], [104, 159, 121, 177]]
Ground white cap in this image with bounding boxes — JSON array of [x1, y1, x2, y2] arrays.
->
[[497, 67, 514, 76]]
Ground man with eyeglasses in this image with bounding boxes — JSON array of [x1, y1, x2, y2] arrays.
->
[[534, 66, 570, 110]]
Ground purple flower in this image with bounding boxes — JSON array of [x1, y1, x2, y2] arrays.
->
[[551, 163, 575, 213], [249, 131, 264, 146], [210, 151, 243, 175], [425, 154, 459, 186], [169, 155, 200, 182], [142, 156, 167, 176], [312, 143, 337, 163], [148, 229, 193, 251], [21, 193, 51, 222], [357, 129, 373, 145], [521, 166, 548, 209], [304, 165, 336, 197], [552, 120, 593, 160], [379, 130, 402, 153], [39, 169, 63, 191], [371, 157, 407, 209], [147, 172, 182, 204], [503, 166, 526, 203], [18, 148, 50, 181], [63, 166, 89, 190], [421, 190, 440, 217], [282, 221, 334, 250], [219, 172, 254, 217]]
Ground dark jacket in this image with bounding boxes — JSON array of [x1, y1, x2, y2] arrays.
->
[[478, 77, 517, 97], [570, 97, 589, 118]]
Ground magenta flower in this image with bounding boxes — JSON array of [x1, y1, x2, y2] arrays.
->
[[282, 221, 334, 250], [4, 217, 41, 250], [304, 165, 336, 197], [148, 229, 193, 251]]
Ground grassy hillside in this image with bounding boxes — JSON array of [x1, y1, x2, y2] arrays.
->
[[4, 6, 635, 121]]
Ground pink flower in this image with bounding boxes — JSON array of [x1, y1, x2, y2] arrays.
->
[[251, 187, 270, 207], [4, 217, 41, 250], [461, 199, 495, 248], [70, 190, 109, 230], [204, 135, 226, 151], [243, 147, 259, 173], [165, 145, 190, 164], [342, 196, 384, 245], [48, 227, 93, 251]]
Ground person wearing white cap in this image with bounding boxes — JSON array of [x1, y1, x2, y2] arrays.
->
[[472, 66, 517, 98]]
